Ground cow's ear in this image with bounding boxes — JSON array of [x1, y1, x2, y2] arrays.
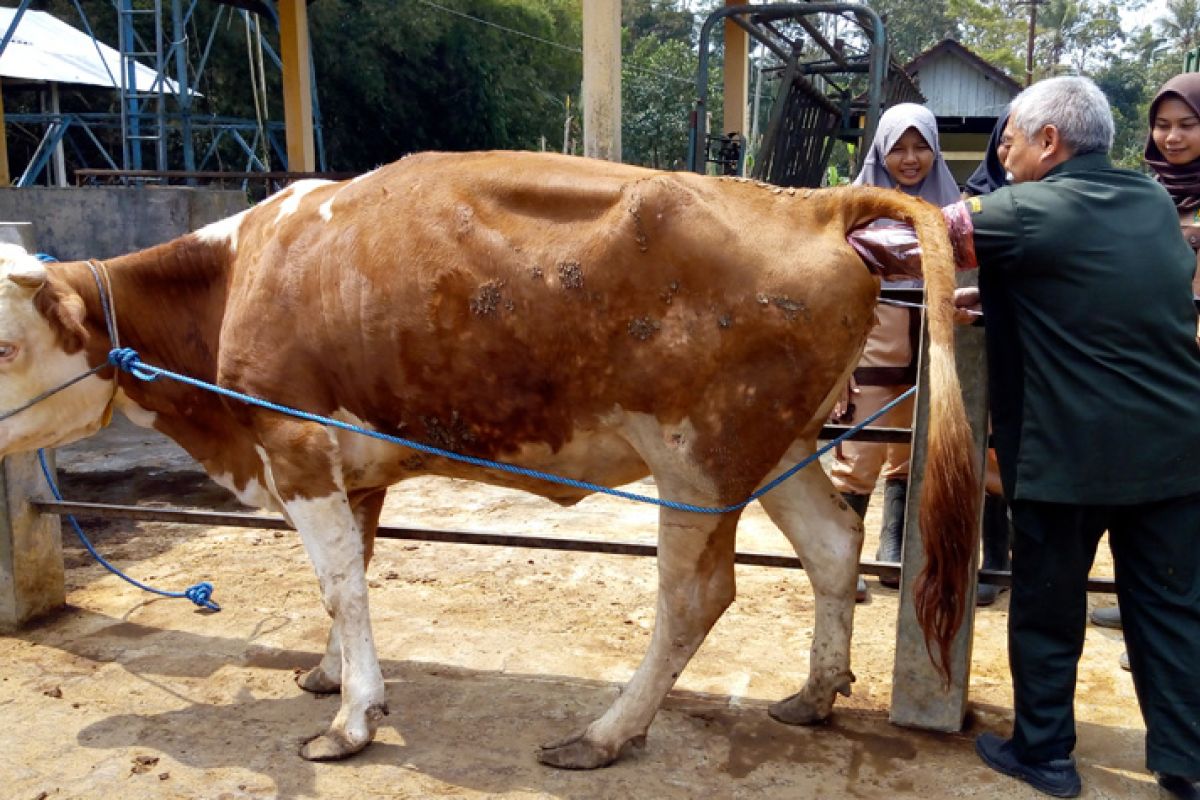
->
[[7, 262, 47, 292], [33, 278, 88, 353]]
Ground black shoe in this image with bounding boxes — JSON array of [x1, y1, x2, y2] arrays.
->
[[1157, 773, 1200, 800], [1089, 606, 1122, 629], [975, 582, 1007, 607], [975, 733, 1081, 798]]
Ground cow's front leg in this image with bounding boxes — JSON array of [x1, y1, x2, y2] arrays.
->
[[756, 440, 860, 725], [255, 421, 387, 761], [285, 489, 388, 759], [538, 506, 739, 769], [296, 488, 387, 696]]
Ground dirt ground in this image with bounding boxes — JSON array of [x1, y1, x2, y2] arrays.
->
[[0, 417, 1152, 800]]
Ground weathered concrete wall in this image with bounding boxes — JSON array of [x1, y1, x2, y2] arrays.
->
[[0, 186, 248, 260]]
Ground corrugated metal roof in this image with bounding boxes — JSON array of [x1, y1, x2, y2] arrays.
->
[[0, 8, 183, 93]]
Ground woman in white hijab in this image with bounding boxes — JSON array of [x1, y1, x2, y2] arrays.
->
[[854, 102, 960, 202], [833, 103, 960, 602]]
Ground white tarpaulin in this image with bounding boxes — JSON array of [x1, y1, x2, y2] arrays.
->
[[0, 7, 184, 93]]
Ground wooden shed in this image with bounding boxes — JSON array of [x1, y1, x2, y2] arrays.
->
[[903, 39, 1021, 184]]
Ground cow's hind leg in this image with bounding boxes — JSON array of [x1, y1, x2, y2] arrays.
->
[[755, 440, 862, 725], [297, 487, 387, 695], [538, 505, 739, 769]]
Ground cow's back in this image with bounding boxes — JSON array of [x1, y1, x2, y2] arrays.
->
[[216, 152, 878, 495]]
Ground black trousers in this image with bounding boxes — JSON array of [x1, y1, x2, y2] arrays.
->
[[1008, 491, 1200, 777]]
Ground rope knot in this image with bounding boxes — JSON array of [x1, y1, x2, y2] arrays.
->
[[108, 348, 158, 381], [184, 581, 220, 611]]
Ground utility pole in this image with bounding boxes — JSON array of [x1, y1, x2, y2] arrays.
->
[[1018, 0, 1043, 86]]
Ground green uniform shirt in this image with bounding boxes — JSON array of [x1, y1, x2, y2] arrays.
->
[[969, 152, 1200, 505]]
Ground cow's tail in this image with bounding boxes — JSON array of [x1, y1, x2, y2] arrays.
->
[[843, 187, 979, 682]]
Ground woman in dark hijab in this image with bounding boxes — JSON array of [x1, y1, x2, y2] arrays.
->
[[964, 111, 1010, 197], [1146, 73, 1200, 205], [1145, 72, 1200, 310]]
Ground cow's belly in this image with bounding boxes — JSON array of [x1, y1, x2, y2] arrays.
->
[[332, 409, 648, 503]]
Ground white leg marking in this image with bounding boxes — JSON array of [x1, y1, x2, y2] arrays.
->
[[285, 491, 386, 757]]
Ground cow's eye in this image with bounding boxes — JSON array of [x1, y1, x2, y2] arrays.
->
[[0, 343, 18, 361]]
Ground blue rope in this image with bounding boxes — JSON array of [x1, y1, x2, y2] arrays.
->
[[106, 347, 916, 516], [36, 449, 220, 611]]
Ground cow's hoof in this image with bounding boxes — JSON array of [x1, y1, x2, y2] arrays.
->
[[537, 730, 627, 770], [768, 692, 830, 726], [295, 666, 341, 695], [299, 730, 368, 761]]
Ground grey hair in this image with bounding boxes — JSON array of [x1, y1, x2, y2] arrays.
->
[[1008, 75, 1114, 155]]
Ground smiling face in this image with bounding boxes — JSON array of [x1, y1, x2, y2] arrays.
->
[[1152, 96, 1200, 166], [0, 247, 112, 454], [883, 127, 935, 188]]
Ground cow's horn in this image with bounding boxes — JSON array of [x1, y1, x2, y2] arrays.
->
[[7, 262, 47, 290]]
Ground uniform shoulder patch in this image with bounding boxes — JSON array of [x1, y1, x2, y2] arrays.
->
[[966, 196, 983, 214]]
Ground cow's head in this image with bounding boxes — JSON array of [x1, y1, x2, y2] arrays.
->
[[0, 245, 113, 454]]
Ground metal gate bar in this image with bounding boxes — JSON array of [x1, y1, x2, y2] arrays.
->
[[33, 499, 1117, 593]]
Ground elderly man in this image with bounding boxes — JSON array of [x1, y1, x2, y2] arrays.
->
[[953, 76, 1200, 799]]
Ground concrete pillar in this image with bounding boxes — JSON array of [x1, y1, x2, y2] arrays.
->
[[889, 270, 990, 730], [0, 221, 64, 631], [722, 0, 749, 137], [582, 0, 621, 162], [278, 0, 315, 172]]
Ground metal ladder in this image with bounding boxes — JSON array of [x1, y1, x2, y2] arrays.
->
[[117, 0, 168, 175]]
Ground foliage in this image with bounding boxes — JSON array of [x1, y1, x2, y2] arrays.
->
[[308, 0, 582, 169], [868, 0, 955, 62], [13, 0, 1200, 183], [622, 36, 694, 169]]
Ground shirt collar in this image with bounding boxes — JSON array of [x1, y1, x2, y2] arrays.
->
[[1045, 151, 1113, 178]]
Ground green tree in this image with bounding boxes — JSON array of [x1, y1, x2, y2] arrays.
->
[[623, 0, 694, 45], [1036, 0, 1124, 75], [868, 0, 954, 61], [307, 0, 582, 169], [1157, 0, 1200, 51], [623, 36, 694, 168]]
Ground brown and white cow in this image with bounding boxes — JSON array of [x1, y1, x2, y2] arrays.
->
[[0, 151, 975, 767]]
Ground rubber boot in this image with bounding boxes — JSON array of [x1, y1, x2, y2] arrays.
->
[[976, 493, 1012, 607], [875, 479, 906, 589], [841, 492, 870, 603]]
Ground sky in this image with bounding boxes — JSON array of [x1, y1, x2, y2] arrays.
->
[[1120, 0, 1169, 29]]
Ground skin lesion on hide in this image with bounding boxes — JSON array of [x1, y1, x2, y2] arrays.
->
[[420, 412, 477, 452], [557, 260, 584, 290], [658, 281, 680, 305], [627, 203, 650, 253], [770, 296, 811, 322], [627, 316, 661, 341], [469, 279, 514, 317]]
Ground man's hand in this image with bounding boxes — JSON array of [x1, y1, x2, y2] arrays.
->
[[829, 377, 859, 424], [953, 287, 982, 324]]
